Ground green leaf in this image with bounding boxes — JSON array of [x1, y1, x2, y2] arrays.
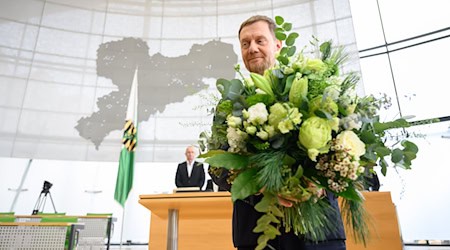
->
[[294, 165, 304, 178], [280, 47, 288, 56], [231, 168, 259, 201], [359, 130, 377, 144], [380, 158, 388, 176], [402, 140, 419, 154], [227, 79, 244, 101], [374, 146, 391, 157], [275, 16, 284, 25], [256, 213, 272, 226], [255, 195, 274, 213], [270, 205, 284, 218], [374, 118, 410, 133], [246, 94, 274, 107], [205, 152, 249, 170], [249, 139, 270, 151], [283, 154, 296, 167], [275, 31, 287, 41], [336, 184, 364, 201], [256, 235, 269, 250], [314, 109, 332, 119], [319, 41, 331, 59], [281, 74, 295, 95], [391, 148, 403, 163], [264, 224, 281, 239], [287, 46, 296, 57], [277, 55, 289, 65], [286, 38, 295, 46], [282, 22, 292, 31], [403, 150, 417, 161], [267, 213, 280, 223], [363, 148, 377, 162], [286, 33, 299, 46], [216, 78, 231, 98], [253, 222, 267, 233], [198, 149, 226, 158], [287, 32, 299, 40], [232, 101, 244, 117]]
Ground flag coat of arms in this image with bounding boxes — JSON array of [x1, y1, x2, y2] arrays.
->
[[114, 68, 138, 207]]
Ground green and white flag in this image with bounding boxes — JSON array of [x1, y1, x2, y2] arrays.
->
[[114, 68, 138, 207]]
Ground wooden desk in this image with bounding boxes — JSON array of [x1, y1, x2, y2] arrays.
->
[[139, 192, 234, 250], [139, 191, 402, 250], [343, 192, 403, 250]]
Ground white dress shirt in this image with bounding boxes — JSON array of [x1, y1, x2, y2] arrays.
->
[[186, 161, 194, 177]]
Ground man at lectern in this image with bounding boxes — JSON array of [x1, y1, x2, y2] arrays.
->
[[175, 145, 205, 189]]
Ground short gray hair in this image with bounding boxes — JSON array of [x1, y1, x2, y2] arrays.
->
[[238, 15, 277, 39]]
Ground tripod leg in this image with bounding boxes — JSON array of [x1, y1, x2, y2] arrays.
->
[[32, 193, 44, 215], [47, 192, 58, 214]]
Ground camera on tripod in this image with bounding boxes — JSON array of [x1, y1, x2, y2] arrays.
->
[[42, 181, 52, 193], [32, 180, 57, 215]]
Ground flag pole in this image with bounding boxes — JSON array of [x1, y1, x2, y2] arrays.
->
[[119, 205, 126, 249], [114, 67, 139, 249]]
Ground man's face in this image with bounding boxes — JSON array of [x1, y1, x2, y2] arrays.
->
[[185, 147, 196, 162], [239, 21, 282, 75]]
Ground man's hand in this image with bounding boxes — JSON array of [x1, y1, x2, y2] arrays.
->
[[277, 194, 299, 207], [276, 181, 326, 207]]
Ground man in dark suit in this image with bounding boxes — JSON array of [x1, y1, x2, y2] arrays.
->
[[175, 146, 205, 189], [210, 15, 346, 250]]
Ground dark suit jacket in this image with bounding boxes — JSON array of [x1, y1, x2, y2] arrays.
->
[[175, 161, 205, 189], [209, 166, 346, 248]]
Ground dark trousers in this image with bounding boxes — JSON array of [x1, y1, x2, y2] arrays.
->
[[237, 231, 346, 250]]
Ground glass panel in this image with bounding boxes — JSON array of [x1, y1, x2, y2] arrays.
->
[[349, 0, 385, 50], [358, 55, 401, 121], [390, 37, 450, 121], [379, 0, 450, 43]]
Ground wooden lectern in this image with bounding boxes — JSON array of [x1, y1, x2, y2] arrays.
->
[[343, 191, 403, 250], [139, 192, 234, 250], [139, 191, 402, 250]]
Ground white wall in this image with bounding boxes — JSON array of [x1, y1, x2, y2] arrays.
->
[[0, 158, 209, 244]]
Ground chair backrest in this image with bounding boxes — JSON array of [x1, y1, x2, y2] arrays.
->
[[0, 216, 15, 222], [0, 212, 15, 216]]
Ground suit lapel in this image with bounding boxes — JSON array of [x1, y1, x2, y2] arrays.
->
[[182, 162, 189, 179]]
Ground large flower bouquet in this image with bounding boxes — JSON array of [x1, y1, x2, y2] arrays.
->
[[199, 16, 418, 250]]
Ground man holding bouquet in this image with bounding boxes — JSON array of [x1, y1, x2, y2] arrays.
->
[[210, 15, 346, 250]]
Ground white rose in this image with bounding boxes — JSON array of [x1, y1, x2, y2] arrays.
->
[[247, 103, 269, 125], [335, 131, 365, 159]]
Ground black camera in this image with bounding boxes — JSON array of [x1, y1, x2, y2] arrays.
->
[[42, 181, 53, 193], [32, 180, 57, 214]]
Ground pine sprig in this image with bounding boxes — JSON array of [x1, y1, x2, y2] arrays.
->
[[340, 194, 371, 246], [251, 151, 286, 192], [283, 198, 340, 242]]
